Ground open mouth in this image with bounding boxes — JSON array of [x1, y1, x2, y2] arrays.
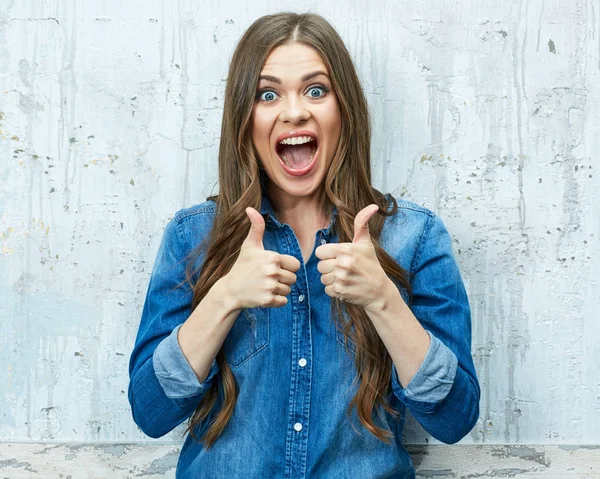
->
[[275, 136, 318, 171]]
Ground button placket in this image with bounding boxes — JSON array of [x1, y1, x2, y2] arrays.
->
[[282, 225, 311, 478]]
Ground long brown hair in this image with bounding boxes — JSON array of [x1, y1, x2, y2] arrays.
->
[[183, 12, 412, 449]]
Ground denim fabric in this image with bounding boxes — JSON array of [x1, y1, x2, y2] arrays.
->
[[128, 196, 480, 478]]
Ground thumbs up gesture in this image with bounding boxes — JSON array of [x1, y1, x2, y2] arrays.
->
[[315, 204, 391, 311], [223, 207, 301, 310]]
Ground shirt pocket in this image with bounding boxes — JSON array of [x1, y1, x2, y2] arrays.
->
[[222, 307, 270, 367]]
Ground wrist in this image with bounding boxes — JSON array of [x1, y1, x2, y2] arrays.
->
[[214, 276, 242, 314], [365, 278, 399, 315]]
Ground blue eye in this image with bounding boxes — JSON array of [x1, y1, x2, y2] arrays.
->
[[258, 90, 278, 102], [307, 86, 327, 98]]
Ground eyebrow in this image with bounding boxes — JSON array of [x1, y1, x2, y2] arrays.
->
[[258, 71, 330, 84]]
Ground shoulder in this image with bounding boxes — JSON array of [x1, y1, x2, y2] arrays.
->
[[162, 200, 218, 253], [388, 196, 455, 240], [391, 197, 435, 220], [172, 199, 217, 225], [381, 197, 451, 275], [384, 196, 437, 234]]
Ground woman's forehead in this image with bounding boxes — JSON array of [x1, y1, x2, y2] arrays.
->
[[260, 43, 328, 77]]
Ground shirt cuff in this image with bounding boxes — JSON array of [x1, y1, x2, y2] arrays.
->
[[391, 330, 458, 413], [152, 324, 219, 400]]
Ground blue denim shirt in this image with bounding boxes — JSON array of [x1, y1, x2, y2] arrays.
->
[[128, 195, 480, 478]]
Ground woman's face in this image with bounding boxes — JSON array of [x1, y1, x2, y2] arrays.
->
[[251, 43, 342, 199]]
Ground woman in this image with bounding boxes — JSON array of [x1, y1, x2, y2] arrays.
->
[[128, 12, 480, 478]]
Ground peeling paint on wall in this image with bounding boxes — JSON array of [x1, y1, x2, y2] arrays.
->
[[0, 444, 598, 478]]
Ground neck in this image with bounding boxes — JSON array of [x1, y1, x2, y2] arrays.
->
[[267, 183, 332, 229]]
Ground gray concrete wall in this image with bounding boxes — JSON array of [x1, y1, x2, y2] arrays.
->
[[1, 0, 599, 476]]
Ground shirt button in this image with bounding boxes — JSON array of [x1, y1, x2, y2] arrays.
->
[[298, 294, 305, 302], [298, 358, 307, 367], [320, 238, 327, 245], [294, 422, 303, 432]]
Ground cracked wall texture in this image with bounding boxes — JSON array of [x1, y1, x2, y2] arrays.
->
[[0, 0, 599, 475]]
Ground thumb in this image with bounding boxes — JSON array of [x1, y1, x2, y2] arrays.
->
[[352, 204, 379, 244], [244, 207, 265, 249]]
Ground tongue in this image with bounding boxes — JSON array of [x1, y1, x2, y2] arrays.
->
[[280, 143, 313, 169]]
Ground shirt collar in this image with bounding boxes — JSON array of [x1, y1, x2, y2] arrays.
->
[[260, 195, 338, 236]]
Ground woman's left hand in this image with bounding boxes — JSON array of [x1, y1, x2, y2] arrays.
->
[[315, 204, 393, 311]]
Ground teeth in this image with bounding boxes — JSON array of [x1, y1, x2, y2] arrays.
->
[[278, 136, 315, 146]]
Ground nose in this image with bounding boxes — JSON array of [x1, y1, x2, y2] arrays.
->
[[279, 96, 310, 124]]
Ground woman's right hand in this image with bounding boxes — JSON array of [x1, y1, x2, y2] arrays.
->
[[222, 207, 301, 310]]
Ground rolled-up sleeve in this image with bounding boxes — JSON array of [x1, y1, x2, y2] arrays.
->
[[391, 330, 458, 409], [153, 324, 219, 399], [392, 212, 480, 444]]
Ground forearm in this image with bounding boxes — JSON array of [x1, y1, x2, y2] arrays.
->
[[178, 276, 243, 382], [367, 281, 479, 444], [364, 279, 430, 387], [129, 276, 242, 437]]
